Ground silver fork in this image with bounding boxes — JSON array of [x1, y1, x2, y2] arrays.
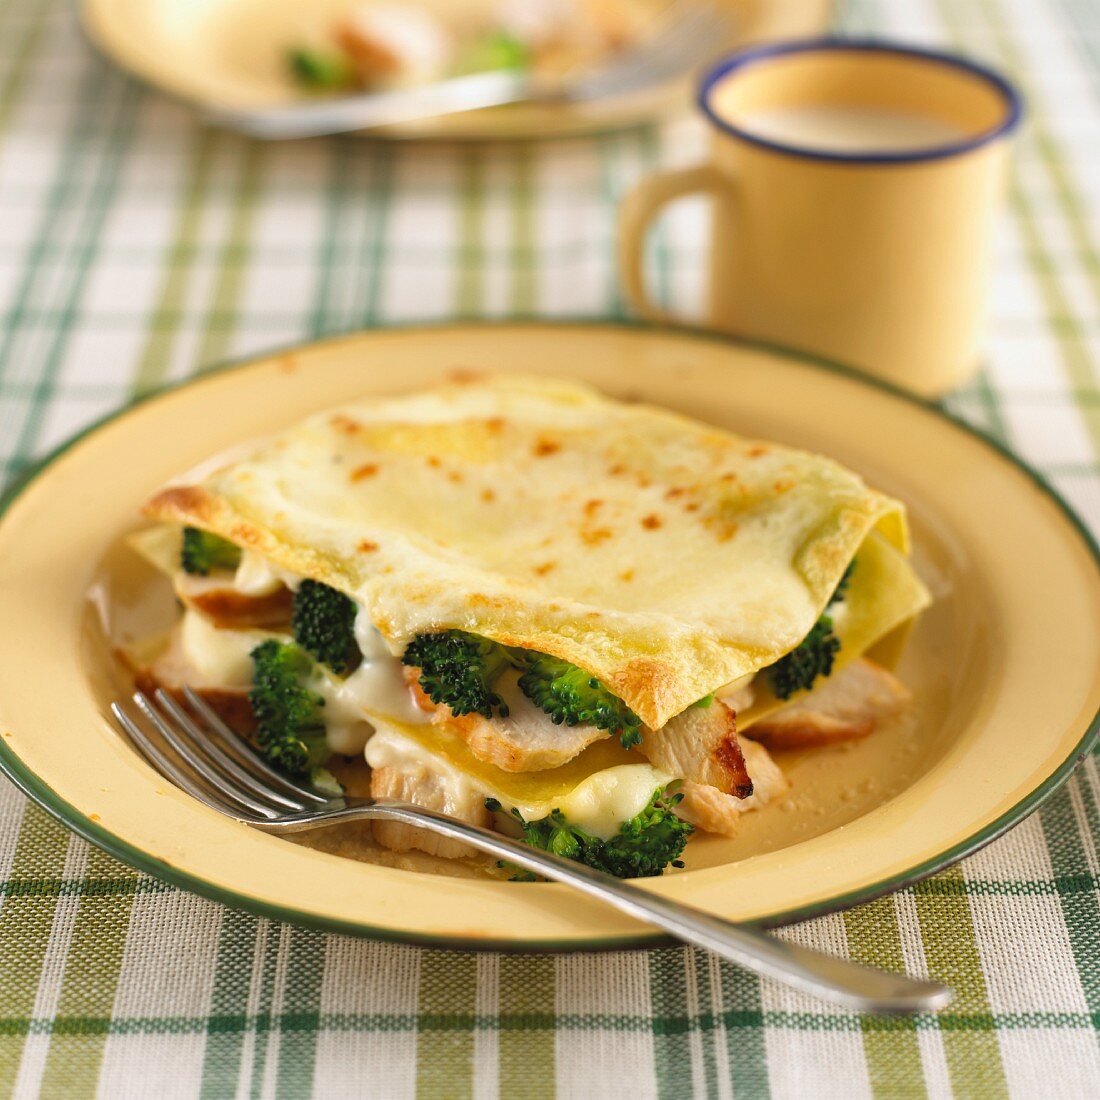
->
[[111, 687, 952, 1014], [208, 2, 730, 139]]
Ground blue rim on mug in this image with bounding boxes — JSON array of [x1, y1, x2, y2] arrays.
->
[[696, 37, 1024, 166]]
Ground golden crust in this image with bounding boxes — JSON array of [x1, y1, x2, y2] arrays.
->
[[143, 374, 919, 729]]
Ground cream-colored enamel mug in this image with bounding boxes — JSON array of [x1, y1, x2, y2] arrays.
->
[[618, 40, 1022, 395]]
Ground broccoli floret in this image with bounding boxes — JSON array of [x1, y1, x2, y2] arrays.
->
[[180, 527, 242, 576], [515, 653, 644, 749], [292, 580, 360, 675], [763, 560, 855, 701], [766, 615, 841, 700], [402, 631, 643, 745], [287, 47, 354, 91], [248, 640, 328, 775], [489, 788, 694, 879], [454, 31, 530, 75], [402, 631, 514, 718]]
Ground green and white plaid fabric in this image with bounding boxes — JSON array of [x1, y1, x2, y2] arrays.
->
[[1, 0, 1098, 1096]]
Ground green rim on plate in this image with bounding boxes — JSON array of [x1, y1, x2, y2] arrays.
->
[[1, 319, 1097, 950]]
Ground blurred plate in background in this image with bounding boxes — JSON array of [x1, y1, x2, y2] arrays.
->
[[80, 0, 834, 139]]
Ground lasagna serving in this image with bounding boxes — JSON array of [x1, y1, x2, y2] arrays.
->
[[128, 373, 930, 878]]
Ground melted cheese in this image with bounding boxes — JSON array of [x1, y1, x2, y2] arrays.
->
[[143, 373, 926, 729], [178, 610, 268, 688], [364, 723, 669, 839]]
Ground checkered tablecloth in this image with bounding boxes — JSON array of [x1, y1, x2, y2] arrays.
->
[[1, 0, 1098, 1096]]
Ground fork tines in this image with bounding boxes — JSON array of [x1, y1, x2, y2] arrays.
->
[[110, 688, 331, 821]]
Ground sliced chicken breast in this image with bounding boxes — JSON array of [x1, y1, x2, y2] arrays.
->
[[676, 740, 789, 837], [641, 699, 753, 798], [746, 658, 910, 750], [370, 762, 490, 859], [174, 573, 293, 629], [406, 668, 610, 773]]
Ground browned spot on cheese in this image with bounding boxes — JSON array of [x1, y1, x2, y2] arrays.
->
[[481, 488, 496, 503], [142, 483, 217, 524], [773, 479, 795, 494], [641, 514, 662, 530], [583, 499, 603, 516], [350, 463, 378, 481], [448, 471, 463, 484], [665, 487, 686, 499], [608, 463, 626, 476], [330, 413, 362, 435], [278, 355, 299, 374], [704, 514, 739, 542], [685, 502, 701, 513], [619, 568, 634, 582], [426, 456, 442, 468], [358, 539, 379, 553], [90, 813, 101, 822], [580, 527, 613, 546], [747, 444, 769, 457], [533, 562, 556, 576], [484, 416, 505, 432], [448, 368, 482, 384], [468, 593, 520, 610], [533, 437, 560, 457]]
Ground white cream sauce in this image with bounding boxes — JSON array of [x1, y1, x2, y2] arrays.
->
[[179, 609, 267, 688]]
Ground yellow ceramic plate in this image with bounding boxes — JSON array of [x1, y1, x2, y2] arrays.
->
[[1, 324, 1098, 948], [78, 0, 833, 140]]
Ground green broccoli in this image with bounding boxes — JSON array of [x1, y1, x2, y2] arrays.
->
[[767, 615, 841, 700], [488, 788, 694, 879], [292, 580, 360, 675], [287, 47, 355, 91], [515, 653, 644, 749], [180, 527, 242, 576], [764, 558, 855, 701], [831, 560, 856, 604], [402, 631, 644, 745], [248, 640, 328, 776], [401, 631, 514, 719], [453, 31, 531, 76]]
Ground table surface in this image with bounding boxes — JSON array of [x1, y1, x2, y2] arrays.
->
[[1, 0, 1099, 1097]]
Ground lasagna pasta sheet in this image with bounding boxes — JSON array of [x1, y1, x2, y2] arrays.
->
[[144, 374, 925, 729]]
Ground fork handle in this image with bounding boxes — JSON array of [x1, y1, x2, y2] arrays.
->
[[257, 799, 951, 1014], [207, 70, 540, 139]]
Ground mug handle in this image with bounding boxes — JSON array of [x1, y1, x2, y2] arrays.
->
[[617, 164, 735, 324]]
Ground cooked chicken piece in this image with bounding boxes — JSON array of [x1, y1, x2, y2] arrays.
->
[[641, 699, 753, 798], [336, 5, 450, 87], [676, 741, 789, 837], [124, 611, 265, 733], [746, 658, 910, 750], [370, 762, 490, 860], [406, 668, 610, 773], [133, 667, 255, 735], [174, 573, 292, 630]]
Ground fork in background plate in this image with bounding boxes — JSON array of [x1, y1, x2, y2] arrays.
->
[[110, 686, 953, 1014], [210, 2, 732, 139]]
